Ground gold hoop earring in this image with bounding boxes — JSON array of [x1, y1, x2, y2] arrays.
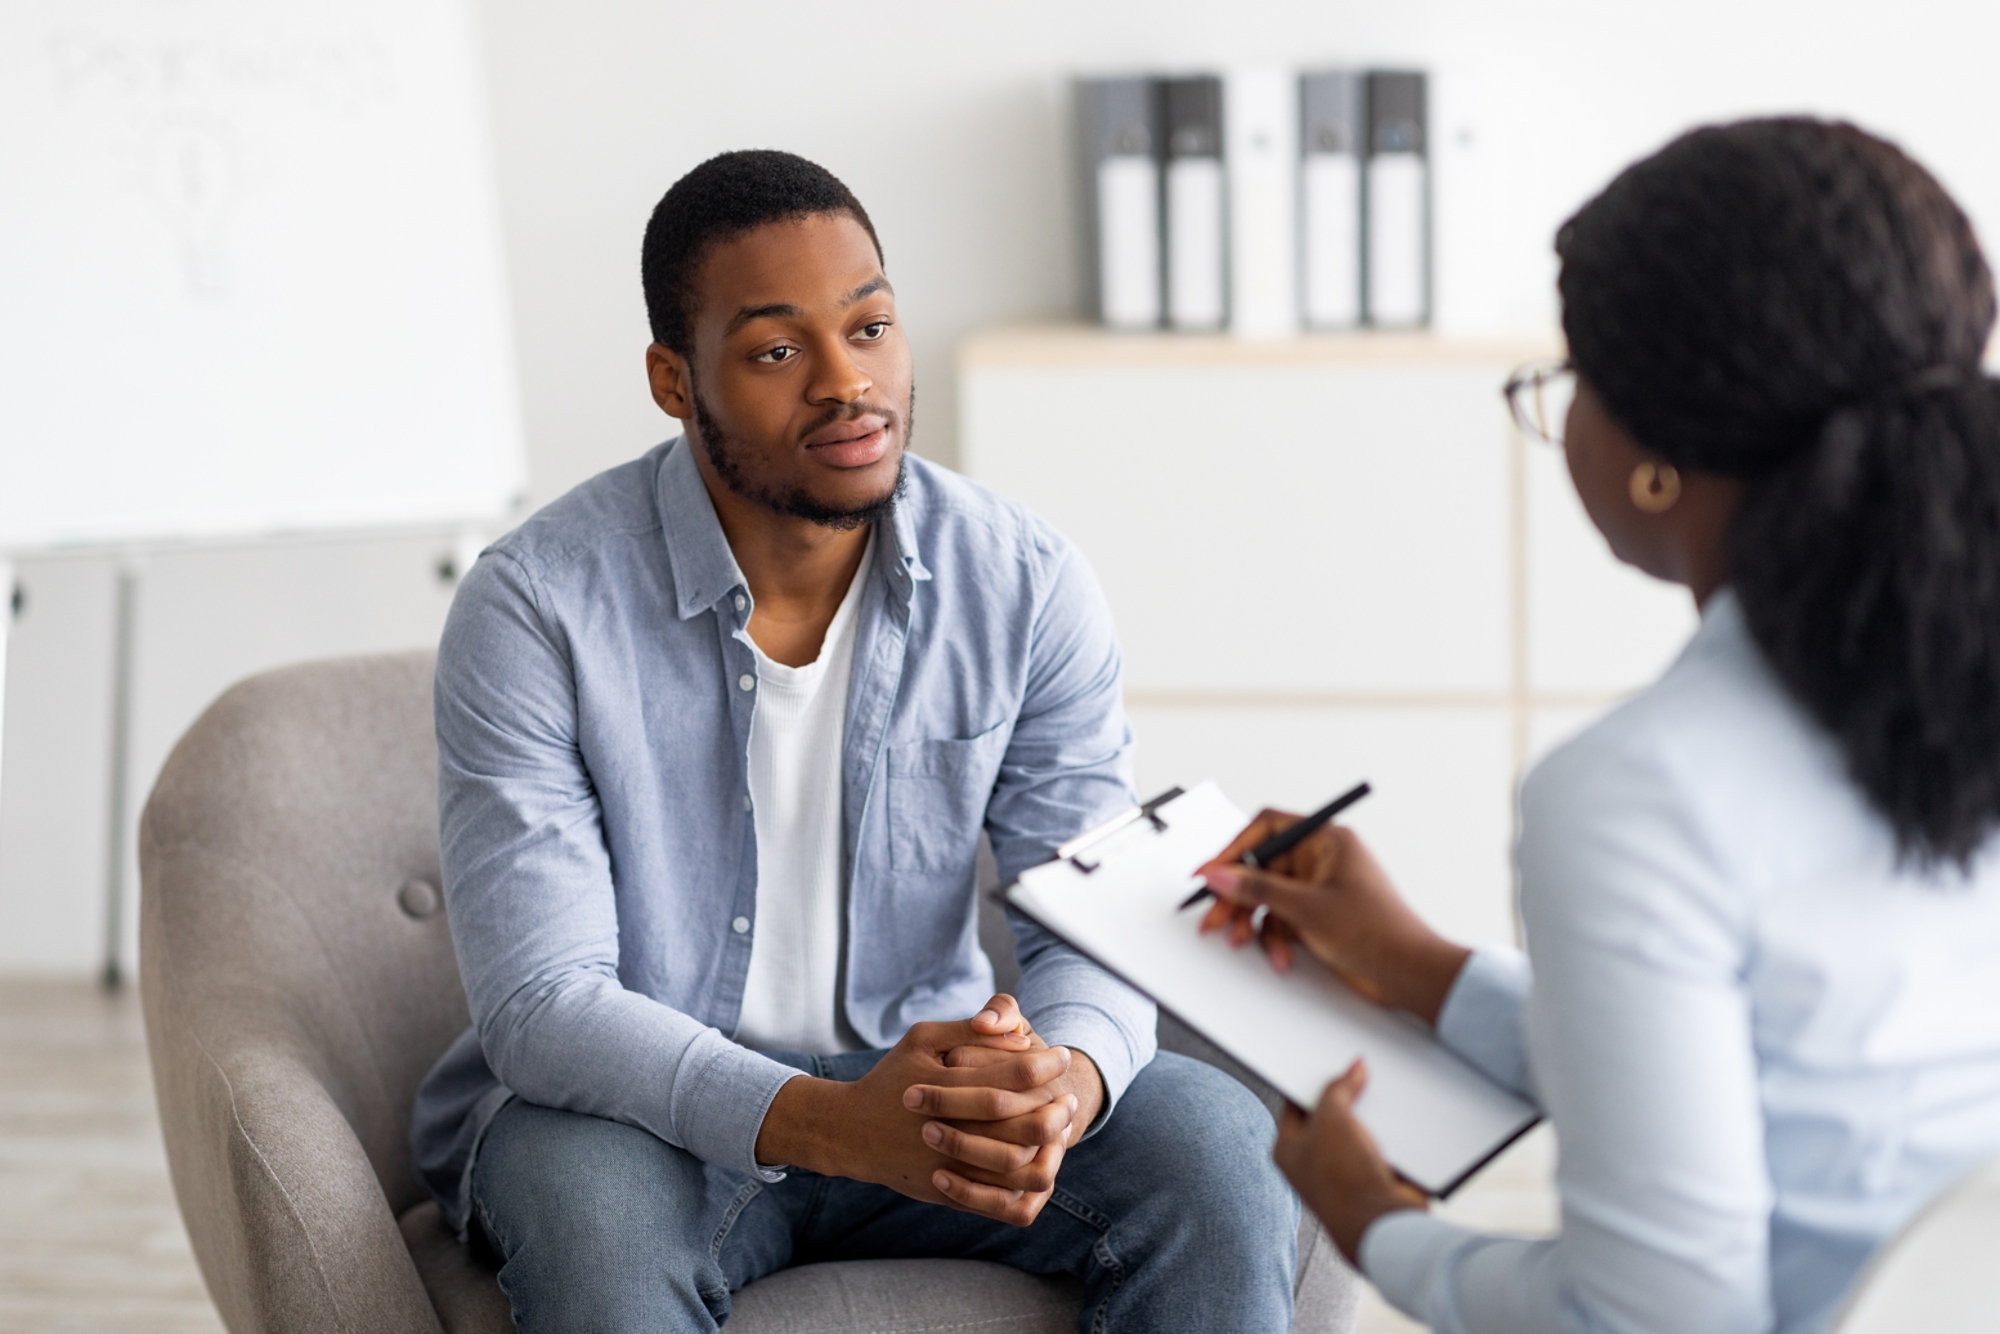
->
[[1629, 461, 1682, 514]]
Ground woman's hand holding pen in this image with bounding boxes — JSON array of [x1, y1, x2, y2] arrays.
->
[[1195, 813, 1472, 1028]]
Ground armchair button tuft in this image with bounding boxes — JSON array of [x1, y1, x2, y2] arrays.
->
[[398, 878, 443, 920]]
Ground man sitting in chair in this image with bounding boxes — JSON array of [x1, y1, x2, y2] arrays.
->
[[409, 150, 1296, 1332]]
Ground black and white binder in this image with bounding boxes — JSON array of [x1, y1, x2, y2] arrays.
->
[[1299, 70, 1364, 330], [998, 782, 1540, 1198], [1162, 75, 1226, 332], [1076, 77, 1162, 331], [1363, 70, 1430, 328], [1224, 69, 1297, 338]]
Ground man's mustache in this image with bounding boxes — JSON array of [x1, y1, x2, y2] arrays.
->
[[797, 400, 900, 445]]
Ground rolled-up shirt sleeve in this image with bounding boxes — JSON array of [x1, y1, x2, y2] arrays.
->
[[436, 550, 800, 1178], [982, 532, 1157, 1129]]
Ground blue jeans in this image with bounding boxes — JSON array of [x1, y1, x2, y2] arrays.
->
[[470, 1049, 1298, 1333]]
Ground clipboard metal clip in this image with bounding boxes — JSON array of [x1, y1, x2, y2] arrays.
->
[[1056, 787, 1184, 874]]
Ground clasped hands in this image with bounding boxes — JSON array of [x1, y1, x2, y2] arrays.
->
[[754, 994, 1101, 1229]]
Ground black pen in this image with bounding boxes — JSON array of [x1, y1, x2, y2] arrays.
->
[[1176, 780, 1372, 911]]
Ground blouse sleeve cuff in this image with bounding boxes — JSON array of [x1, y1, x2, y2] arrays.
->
[[1434, 944, 1536, 1100], [1359, 1208, 1479, 1321]]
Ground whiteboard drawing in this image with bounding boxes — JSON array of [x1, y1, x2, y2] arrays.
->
[[43, 21, 400, 305], [146, 110, 238, 300]]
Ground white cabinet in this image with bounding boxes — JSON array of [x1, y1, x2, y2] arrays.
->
[[958, 326, 1696, 947], [963, 354, 1510, 694]]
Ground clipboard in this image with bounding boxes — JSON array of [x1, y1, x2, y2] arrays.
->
[[998, 781, 1541, 1198]]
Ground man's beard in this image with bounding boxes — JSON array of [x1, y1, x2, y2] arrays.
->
[[691, 383, 913, 532]]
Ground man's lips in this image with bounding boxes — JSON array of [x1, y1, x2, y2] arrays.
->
[[804, 416, 893, 468]]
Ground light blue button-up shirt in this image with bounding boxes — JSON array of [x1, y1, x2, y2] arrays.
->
[[1364, 592, 2000, 1333], [411, 439, 1156, 1228]]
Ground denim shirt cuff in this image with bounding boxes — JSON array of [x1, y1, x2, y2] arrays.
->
[[669, 1030, 808, 1180], [1031, 1003, 1150, 1140]]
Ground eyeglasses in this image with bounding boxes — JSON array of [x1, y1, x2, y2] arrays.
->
[[1503, 359, 1575, 446]]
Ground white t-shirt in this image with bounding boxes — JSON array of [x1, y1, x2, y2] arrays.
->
[[734, 533, 874, 1055]]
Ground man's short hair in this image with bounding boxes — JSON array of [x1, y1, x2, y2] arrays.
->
[[641, 150, 883, 357]]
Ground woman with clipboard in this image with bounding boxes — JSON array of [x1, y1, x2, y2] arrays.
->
[[1198, 118, 2000, 1333]]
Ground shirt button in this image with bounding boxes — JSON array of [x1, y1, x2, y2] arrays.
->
[[738, 674, 755, 692], [734, 594, 747, 612], [742, 794, 752, 811], [732, 916, 751, 934]]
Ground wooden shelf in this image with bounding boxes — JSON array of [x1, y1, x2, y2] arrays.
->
[[958, 322, 1559, 371]]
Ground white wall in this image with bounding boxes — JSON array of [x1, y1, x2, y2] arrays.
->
[[9, 0, 2000, 974], [475, 0, 2000, 497]]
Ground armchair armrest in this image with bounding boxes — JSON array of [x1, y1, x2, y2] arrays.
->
[[146, 999, 444, 1333], [143, 837, 445, 1334]]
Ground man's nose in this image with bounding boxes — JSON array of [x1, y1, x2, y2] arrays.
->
[[808, 338, 873, 405]]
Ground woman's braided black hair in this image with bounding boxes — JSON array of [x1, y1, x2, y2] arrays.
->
[[1558, 118, 2000, 868]]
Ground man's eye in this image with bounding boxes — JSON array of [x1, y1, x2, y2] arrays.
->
[[755, 345, 797, 364], [857, 321, 889, 340]]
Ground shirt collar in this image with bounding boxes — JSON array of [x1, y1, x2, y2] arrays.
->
[[656, 438, 746, 620], [655, 436, 930, 620], [1697, 585, 1740, 632], [885, 471, 932, 591], [1669, 585, 1744, 675]]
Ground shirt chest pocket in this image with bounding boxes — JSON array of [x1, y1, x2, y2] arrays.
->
[[887, 722, 1012, 874]]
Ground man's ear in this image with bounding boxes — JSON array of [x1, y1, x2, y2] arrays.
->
[[646, 342, 694, 423]]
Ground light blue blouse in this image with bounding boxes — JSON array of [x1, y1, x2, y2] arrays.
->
[[1362, 591, 2000, 1333]]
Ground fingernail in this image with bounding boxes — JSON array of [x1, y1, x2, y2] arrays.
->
[[902, 1088, 924, 1110], [1205, 866, 1239, 894], [1066, 1094, 1079, 1112], [933, 1171, 952, 1193], [1059, 1047, 1072, 1068], [923, 1122, 943, 1147], [977, 1009, 1000, 1026]]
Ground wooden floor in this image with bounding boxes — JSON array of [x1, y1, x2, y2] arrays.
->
[[0, 979, 222, 1333], [0, 976, 1554, 1334]]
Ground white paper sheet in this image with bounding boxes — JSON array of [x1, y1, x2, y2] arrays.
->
[[1007, 781, 1538, 1197]]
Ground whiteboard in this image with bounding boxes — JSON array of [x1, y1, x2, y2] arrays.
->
[[0, 0, 527, 548]]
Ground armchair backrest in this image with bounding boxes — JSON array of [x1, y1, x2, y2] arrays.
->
[[141, 650, 466, 1218]]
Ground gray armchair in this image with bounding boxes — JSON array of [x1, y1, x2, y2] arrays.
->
[[140, 650, 1359, 1333]]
